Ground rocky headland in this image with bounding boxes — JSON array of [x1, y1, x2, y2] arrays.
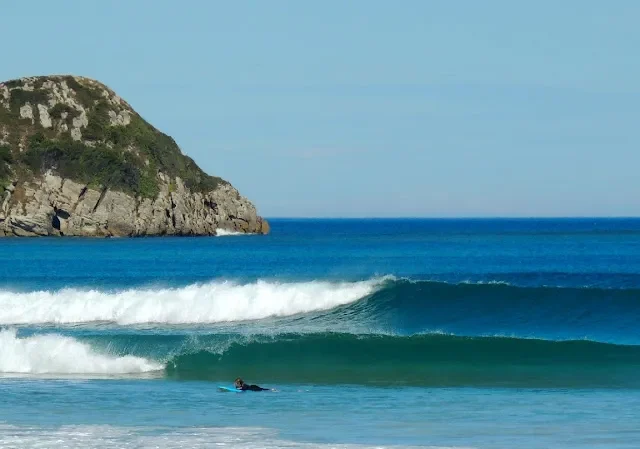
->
[[0, 75, 268, 237]]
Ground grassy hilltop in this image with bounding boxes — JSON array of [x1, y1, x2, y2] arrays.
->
[[0, 75, 225, 197]]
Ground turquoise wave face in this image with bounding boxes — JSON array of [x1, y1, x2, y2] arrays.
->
[[358, 279, 640, 343], [162, 333, 640, 388]]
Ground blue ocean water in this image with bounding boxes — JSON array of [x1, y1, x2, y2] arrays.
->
[[1, 218, 640, 448]]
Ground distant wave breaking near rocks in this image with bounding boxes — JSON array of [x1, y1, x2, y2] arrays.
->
[[215, 228, 246, 236]]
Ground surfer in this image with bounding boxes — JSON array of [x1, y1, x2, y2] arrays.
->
[[234, 378, 270, 391]]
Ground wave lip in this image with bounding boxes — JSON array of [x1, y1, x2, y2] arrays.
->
[[0, 329, 162, 375], [0, 278, 386, 325]]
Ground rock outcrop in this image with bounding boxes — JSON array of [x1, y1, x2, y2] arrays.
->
[[0, 171, 269, 237], [0, 75, 268, 237]]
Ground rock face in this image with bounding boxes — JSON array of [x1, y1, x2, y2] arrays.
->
[[0, 75, 268, 237], [1, 172, 269, 237]]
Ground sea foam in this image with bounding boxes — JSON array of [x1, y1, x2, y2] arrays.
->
[[0, 329, 161, 374], [0, 278, 384, 325], [215, 228, 246, 236], [0, 424, 471, 449]]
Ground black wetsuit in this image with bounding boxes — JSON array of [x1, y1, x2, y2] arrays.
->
[[239, 384, 269, 391]]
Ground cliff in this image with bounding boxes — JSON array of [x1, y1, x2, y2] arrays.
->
[[0, 75, 269, 237]]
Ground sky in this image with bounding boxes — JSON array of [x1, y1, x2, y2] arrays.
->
[[2, 1, 639, 217]]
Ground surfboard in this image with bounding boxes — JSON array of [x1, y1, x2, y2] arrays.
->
[[218, 386, 244, 392]]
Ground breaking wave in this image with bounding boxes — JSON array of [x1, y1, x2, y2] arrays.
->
[[0, 278, 386, 325], [4, 277, 640, 386], [0, 329, 161, 375], [3, 328, 640, 387]]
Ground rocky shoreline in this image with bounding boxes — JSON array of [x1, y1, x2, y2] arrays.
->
[[1, 172, 269, 237]]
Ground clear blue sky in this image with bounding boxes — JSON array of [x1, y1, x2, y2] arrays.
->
[[3, 1, 639, 217]]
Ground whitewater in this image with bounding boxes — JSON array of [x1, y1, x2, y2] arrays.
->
[[0, 328, 161, 374], [215, 229, 246, 236], [0, 278, 385, 325]]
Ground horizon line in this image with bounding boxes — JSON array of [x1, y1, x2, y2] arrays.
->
[[264, 216, 640, 220]]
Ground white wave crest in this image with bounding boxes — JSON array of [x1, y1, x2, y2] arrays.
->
[[0, 329, 162, 374], [0, 278, 386, 325], [215, 228, 245, 236]]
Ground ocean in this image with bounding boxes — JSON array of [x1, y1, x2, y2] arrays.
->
[[1, 218, 639, 448]]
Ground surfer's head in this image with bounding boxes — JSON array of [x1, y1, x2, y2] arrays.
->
[[234, 378, 244, 388]]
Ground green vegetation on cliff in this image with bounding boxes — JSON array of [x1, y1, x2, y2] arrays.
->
[[21, 132, 160, 198], [0, 75, 226, 198], [0, 145, 12, 192]]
